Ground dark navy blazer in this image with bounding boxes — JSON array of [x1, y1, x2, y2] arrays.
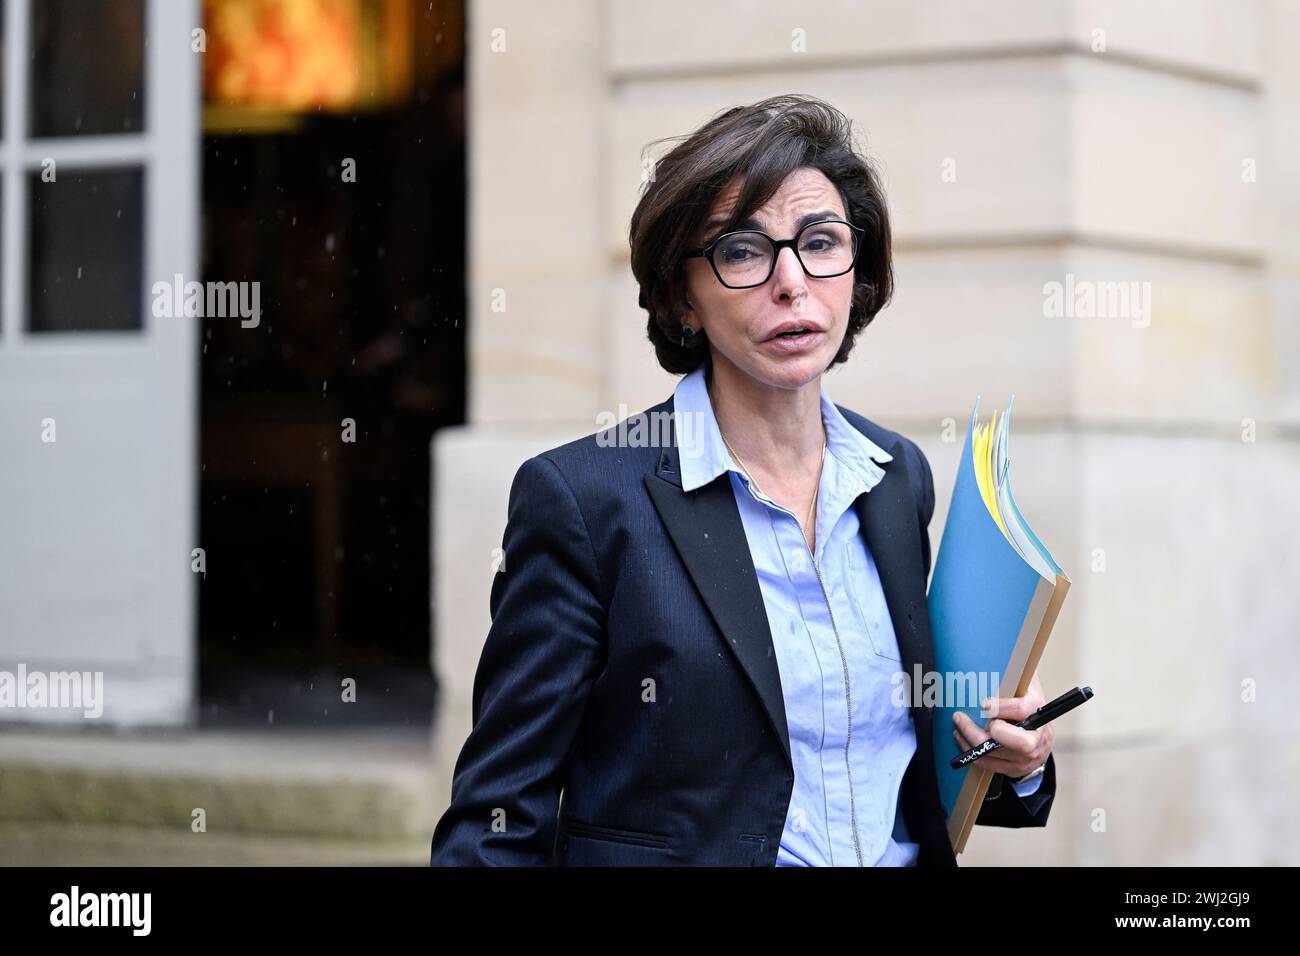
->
[[429, 394, 1056, 866]]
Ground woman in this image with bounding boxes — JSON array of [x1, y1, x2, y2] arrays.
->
[[430, 94, 1056, 867]]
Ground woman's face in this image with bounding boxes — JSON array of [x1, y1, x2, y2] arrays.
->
[[684, 166, 855, 392]]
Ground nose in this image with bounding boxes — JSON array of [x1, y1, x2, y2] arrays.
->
[[769, 245, 808, 305]]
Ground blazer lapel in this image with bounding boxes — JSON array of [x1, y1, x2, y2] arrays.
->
[[643, 403, 793, 773], [852, 443, 934, 716]]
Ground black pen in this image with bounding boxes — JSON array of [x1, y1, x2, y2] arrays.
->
[[950, 686, 1093, 769]]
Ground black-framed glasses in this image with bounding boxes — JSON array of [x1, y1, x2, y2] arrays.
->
[[685, 218, 865, 289]]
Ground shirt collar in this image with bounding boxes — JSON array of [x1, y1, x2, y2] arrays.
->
[[672, 365, 893, 494]]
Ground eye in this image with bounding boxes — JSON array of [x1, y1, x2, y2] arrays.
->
[[799, 221, 853, 259], [715, 234, 767, 263], [800, 231, 843, 252], [721, 244, 760, 263]]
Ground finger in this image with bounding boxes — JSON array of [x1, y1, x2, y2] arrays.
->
[[952, 716, 993, 755], [981, 695, 1038, 723], [951, 727, 1023, 774], [952, 711, 989, 750], [953, 712, 1027, 769], [985, 718, 1040, 756], [1031, 722, 1054, 761], [952, 722, 979, 752]]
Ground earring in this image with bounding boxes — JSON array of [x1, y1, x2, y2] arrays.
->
[[679, 323, 696, 348]]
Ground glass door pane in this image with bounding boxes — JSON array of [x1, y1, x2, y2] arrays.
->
[[27, 167, 144, 332], [30, 0, 146, 137]]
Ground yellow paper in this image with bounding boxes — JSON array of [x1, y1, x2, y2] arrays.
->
[[972, 410, 1009, 539]]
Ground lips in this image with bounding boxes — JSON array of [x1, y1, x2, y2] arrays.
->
[[764, 320, 824, 342], [761, 324, 823, 355]]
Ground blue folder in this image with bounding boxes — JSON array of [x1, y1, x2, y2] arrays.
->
[[926, 399, 1069, 853]]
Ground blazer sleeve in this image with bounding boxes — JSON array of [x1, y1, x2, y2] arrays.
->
[[904, 436, 936, 582], [975, 751, 1056, 827], [904, 436, 1057, 830], [429, 454, 607, 865]]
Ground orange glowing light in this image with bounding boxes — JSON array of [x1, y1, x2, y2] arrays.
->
[[204, 0, 362, 110]]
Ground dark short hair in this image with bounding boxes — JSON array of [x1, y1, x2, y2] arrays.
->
[[629, 94, 894, 375]]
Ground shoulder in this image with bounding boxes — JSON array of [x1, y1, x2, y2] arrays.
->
[[834, 403, 931, 479], [833, 402, 936, 528], [510, 397, 675, 503]]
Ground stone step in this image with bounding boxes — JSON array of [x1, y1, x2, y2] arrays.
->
[[0, 822, 428, 866], [0, 726, 440, 848]]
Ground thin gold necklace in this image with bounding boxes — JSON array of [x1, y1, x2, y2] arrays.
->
[[720, 428, 826, 552]]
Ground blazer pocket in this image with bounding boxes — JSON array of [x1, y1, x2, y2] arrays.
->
[[738, 832, 769, 866], [561, 817, 671, 849], [843, 541, 903, 663]]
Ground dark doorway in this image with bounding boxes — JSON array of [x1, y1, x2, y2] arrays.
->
[[196, 1, 465, 726]]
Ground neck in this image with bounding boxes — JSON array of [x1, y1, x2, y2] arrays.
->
[[705, 353, 825, 482]]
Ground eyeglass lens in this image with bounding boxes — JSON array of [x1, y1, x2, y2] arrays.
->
[[712, 221, 856, 287]]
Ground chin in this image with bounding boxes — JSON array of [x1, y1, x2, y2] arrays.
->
[[750, 354, 830, 391]]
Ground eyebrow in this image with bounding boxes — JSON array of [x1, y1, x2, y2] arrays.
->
[[703, 208, 842, 235]]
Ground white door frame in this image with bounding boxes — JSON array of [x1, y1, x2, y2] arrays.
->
[[0, 0, 200, 725]]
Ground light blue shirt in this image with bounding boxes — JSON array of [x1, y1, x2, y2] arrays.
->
[[672, 366, 1041, 866]]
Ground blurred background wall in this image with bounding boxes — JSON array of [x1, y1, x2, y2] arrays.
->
[[435, 0, 1300, 865]]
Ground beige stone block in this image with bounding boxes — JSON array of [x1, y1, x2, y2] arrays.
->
[[607, 0, 1262, 87], [1053, 736, 1292, 866], [1070, 56, 1262, 257], [1073, 432, 1299, 738], [1070, 0, 1263, 85], [1066, 247, 1272, 424], [962, 735, 1293, 866], [609, 0, 1070, 76], [1269, 272, 1300, 426], [471, 0, 603, 95], [604, 269, 687, 414], [471, 0, 604, 271], [1262, 0, 1300, 268], [470, 276, 607, 423], [473, 110, 604, 272], [469, 0, 607, 423]]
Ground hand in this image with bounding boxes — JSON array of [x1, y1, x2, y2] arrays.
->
[[951, 672, 1054, 780]]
